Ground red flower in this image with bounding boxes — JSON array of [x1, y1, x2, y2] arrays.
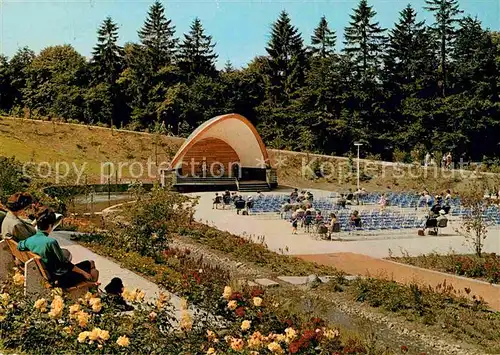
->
[[401, 345, 408, 353], [235, 307, 245, 317], [302, 329, 316, 341], [230, 292, 243, 301], [250, 288, 264, 298], [284, 319, 294, 327], [289, 341, 301, 354]]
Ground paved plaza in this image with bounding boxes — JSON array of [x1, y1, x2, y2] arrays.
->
[[193, 190, 500, 258]]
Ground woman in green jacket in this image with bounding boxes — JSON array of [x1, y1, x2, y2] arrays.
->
[[18, 208, 99, 288]]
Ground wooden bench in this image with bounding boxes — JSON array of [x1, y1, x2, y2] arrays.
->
[[0, 238, 97, 300]]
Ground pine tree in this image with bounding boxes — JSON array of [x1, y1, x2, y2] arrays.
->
[[425, 0, 462, 96], [452, 16, 498, 97], [385, 4, 435, 90], [223, 60, 234, 73], [310, 16, 336, 58], [343, 0, 385, 81], [178, 18, 218, 78], [265, 11, 306, 103], [91, 17, 123, 85], [138, 1, 177, 70]]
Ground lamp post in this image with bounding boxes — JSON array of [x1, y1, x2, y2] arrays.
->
[[354, 142, 363, 191]]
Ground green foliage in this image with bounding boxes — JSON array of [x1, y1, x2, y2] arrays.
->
[[177, 18, 217, 79], [2, 1, 500, 162], [0, 157, 31, 202], [111, 186, 198, 258]]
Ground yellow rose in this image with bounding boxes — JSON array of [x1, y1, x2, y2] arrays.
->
[[156, 292, 170, 309], [252, 297, 263, 307], [285, 327, 297, 342], [77, 331, 89, 343], [0, 293, 10, 305], [206, 347, 216, 354], [267, 341, 283, 353], [84, 292, 93, 301], [98, 329, 110, 341], [230, 338, 244, 352], [48, 295, 64, 319], [324, 328, 340, 340], [12, 273, 24, 286], [116, 335, 130, 347], [69, 304, 80, 315], [275, 334, 286, 343], [63, 326, 72, 335], [88, 328, 100, 341], [34, 298, 48, 312], [227, 300, 237, 310], [77, 311, 90, 328], [91, 301, 102, 313], [136, 290, 145, 302], [240, 320, 251, 331], [248, 332, 263, 349], [222, 286, 232, 300], [180, 310, 192, 331], [0, 314, 6, 322]]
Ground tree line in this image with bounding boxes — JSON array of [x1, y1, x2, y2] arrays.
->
[[0, 0, 499, 162]]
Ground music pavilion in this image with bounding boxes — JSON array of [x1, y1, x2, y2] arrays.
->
[[161, 113, 277, 192]]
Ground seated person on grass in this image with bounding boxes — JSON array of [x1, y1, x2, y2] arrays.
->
[[18, 208, 99, 288]]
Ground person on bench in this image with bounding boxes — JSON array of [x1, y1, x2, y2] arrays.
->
[[17, 208, 99, 288], [1, 192, 36, 241]]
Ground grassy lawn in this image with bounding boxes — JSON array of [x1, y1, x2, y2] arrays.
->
[[388, 252, 500, 284]]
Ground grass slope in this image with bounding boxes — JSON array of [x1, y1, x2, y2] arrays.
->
[[0, 116, 491, 192]]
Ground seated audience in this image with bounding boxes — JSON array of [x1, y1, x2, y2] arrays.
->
[[234, 196, 246, 214], [350, 210, 362, 228], [290, 188, 299, 200], [337, 194, 347, 208], [346, 189, 354, 203], [315, 211, 324, 224], [18, 208, 99, 288], [104, 277, 134, 311], [1, 192, 36, 241], [328, 213, 340, 237], [212, 193, 222, 209]]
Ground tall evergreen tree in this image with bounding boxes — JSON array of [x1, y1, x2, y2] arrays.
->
[[265, 11, 306, 103], [385, 4, 436, 93], [343, 0, 386, 81], [310, 16, 336, 58], [425, 0, 462, 96], [138, 1, 177, 70], [91, 17, 123, 85], [178, 18, 217, 78], [91, 17, 124, 124]]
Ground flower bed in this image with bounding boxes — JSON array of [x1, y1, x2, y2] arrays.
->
[[388, 253, 500, 284], [0, 272, 360, 355]]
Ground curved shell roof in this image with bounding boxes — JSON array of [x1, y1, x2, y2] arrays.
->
[[170, 113, 270, 169]]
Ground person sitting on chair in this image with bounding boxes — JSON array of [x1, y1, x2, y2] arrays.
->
[[346, 189, 354, 204], [350, 210, 362, 228], [235, 196, 246, 214], [328, 213, 339, 238], [212, 193, 222, 209], [337, 194, 347, 208], [436, 209, 448, 229], [18, 208, 99, 288], [1, 192, 36, 241]]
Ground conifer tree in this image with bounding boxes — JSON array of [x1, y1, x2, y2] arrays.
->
[[385, 4, 435, 90], [310, 16, 336, 58], [265, 11, 306, 103], [425, 0, 462, 96], [343, 0, 386, 81], [91, 17, 123, 85], [178, 18, 218, 78], [138, 1, 177, 70]]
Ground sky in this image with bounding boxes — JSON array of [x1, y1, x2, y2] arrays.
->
[[1, 0, 499, 69]]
